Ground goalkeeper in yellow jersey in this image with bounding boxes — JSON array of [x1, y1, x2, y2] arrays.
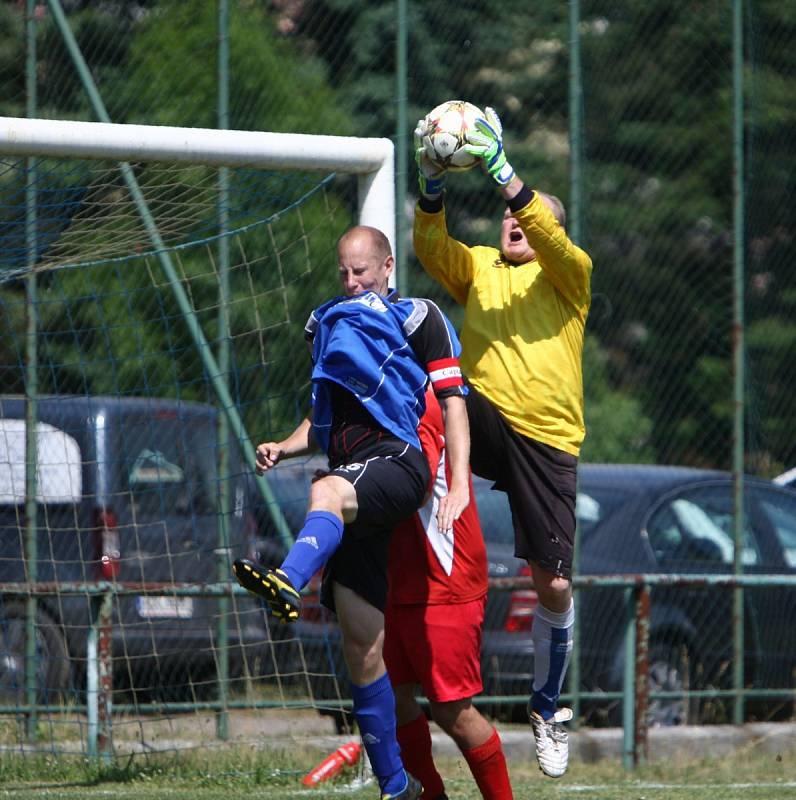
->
[[413, 107, 593, 779]]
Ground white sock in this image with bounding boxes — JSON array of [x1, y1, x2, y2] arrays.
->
[[531, 600, 574, 719]]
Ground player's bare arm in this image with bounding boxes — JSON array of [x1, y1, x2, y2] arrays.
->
[[255, 415, 316, 474], [500, 174, 525, 201], [437, 394, 470, 533]]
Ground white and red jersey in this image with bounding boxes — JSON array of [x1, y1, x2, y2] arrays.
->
[[387, 390, 487, 606]]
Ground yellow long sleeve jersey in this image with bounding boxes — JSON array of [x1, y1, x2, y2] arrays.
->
[[413, 189, 593, 456]]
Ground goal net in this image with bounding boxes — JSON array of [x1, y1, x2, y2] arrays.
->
[[0, 116, 394, 769]]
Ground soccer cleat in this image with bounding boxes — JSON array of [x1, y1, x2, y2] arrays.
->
[[232, 560, 301, 622], [528, 705, 573, 778], [380, 772, 422, 800]]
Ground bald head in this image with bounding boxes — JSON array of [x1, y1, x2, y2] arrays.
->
[[338, 226, 392, 261], [337, 226, 394, 296], [540, 193, 566, 228]]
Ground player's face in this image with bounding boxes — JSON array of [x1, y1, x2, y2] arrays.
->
[[337, 240, 393, 296], [501, 209, 535, 263]]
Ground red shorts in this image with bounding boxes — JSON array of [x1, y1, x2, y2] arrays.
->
[[383, 596, 486, 703]]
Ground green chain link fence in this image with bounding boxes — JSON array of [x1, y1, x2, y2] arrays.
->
[[0, 0, 794, 766]]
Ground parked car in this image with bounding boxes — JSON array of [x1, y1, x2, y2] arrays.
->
[[486, 463, 796, 726], [574, 464, 796, 726], [253, 459, 796, 728], [0, 395, 289, 704]]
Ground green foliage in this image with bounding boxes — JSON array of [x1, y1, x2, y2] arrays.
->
[[576, 0, 795, 472], [0, 0, 793, 472], [581, 337, 655, 463], [0, 3, 25, 117], [108, 0, 352, 135]]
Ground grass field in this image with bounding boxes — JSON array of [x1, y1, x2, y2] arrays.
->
[[1, 744, 795, 800]]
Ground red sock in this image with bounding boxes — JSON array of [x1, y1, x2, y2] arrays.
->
[[396, 713, 445, 798], [462, 728, 513, 800]]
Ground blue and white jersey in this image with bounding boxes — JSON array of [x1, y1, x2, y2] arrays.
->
[[305, 290, 465, 454]]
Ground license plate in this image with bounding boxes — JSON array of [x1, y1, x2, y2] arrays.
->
[[136, 595, 194, 619]]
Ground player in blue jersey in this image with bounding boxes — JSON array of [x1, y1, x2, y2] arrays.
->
[[233, 225, 470, 800]]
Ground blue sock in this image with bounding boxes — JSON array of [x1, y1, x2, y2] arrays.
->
[[351, 673, 406, 795], [279, 510, 343, 591]]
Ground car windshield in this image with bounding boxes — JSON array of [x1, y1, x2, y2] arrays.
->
[[576, 486, 630, 539], [757, 492, 796, 568], [116, 412, 219, 521]]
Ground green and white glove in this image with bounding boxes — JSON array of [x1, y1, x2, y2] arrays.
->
[[414, 116, 446, 198], [463, 107, 515, 186]]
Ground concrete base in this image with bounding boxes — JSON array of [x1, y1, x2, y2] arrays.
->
[[434, 721, 796, 764]]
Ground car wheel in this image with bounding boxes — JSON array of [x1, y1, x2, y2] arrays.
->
[[0, 601, 70, 704], [646, 640, 696, 727]]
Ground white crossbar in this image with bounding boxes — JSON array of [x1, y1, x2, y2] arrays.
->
[[0, 115, 396, 254]]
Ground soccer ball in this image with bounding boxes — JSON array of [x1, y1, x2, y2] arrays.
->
[[421, 100, 484, 172]]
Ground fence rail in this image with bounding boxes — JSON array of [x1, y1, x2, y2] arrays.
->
[[3, 573, 794, 768]]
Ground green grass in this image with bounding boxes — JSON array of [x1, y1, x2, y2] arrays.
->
[[1, 745, 794, 799]]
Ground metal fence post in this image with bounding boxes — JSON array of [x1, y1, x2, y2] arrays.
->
[[731, 0, 747, 728], [633, 582, 650, 765], [567, 0, 584, 728], [23, 0, 40, 747], [621, 584, 637, 770], [87, 587, 113, 763]]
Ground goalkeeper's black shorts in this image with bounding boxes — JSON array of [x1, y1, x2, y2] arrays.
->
[[465, 383, 578, 579], [320, 434, 429, 614]]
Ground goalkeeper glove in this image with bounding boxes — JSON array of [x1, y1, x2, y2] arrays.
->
[[464, 107, 516, 186], [414, 116, 446, 199]]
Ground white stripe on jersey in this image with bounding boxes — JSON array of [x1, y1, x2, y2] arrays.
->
[[416, 449, 454, 576]]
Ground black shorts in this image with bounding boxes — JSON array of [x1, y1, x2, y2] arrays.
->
[[465, 384, 578, 579], [321, 437, 429, 613]]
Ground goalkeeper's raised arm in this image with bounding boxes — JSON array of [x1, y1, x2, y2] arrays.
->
[[411, 103, 594, 779]]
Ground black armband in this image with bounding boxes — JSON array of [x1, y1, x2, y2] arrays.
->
[[418, 193, 444, 214], [508, 185, 534, 213]]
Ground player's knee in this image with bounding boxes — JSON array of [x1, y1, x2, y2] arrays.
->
[[342, 636, 383, 682], [430, 698, 471, 731], [530, 564, 572, 605], [431, 700, 492, 748], [308, 475, 352, 517]]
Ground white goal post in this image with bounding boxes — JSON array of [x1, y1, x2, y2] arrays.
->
[[0, 115, 396, 253]]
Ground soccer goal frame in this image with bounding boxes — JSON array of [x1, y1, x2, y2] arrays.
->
[[0, 117, 396, 755], [0, 115, 395, 528]]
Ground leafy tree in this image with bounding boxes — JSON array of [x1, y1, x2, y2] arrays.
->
[[579, 0, 795, 473], [581, 338, 654, 464], [2, 0, 793, 472]]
